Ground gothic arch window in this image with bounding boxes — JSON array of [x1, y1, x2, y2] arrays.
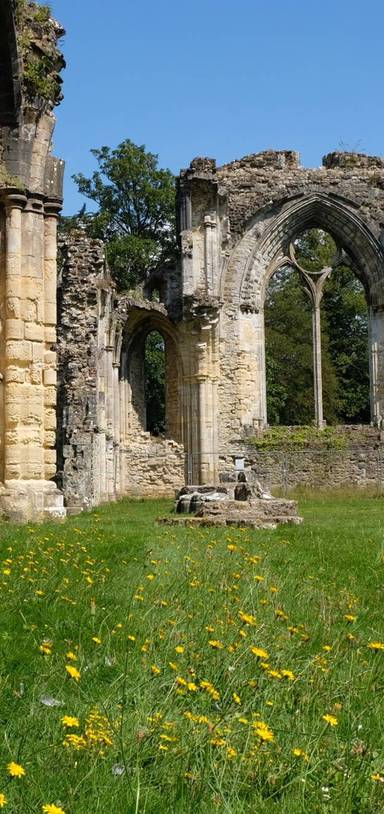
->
[[265, 228, 370, 427]]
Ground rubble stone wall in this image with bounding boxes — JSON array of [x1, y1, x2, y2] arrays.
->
[[218, 428, 384, 491]]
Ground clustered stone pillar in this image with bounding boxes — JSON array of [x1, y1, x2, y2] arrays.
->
[[0, 190, 65, 520]]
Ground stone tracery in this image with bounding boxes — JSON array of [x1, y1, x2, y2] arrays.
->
[[1, 1, 384, 517]]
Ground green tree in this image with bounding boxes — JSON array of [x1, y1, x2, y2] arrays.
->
[[72, 140, 177, 291], [265, 229, 369, 426], [144, 331, 166, 435], [265, 267, 338, 425]]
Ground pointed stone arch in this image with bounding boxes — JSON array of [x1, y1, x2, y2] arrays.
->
[[221, 192, 384, 427]]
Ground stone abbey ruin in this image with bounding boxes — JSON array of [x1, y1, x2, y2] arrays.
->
[[2, 0, 384, 520]]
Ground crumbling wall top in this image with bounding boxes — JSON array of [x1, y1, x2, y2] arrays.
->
[[322, 151, 384, 170]]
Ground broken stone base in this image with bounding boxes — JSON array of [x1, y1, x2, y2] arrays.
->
[[0, 481, 66, 523], [159, 485, 302, 529]]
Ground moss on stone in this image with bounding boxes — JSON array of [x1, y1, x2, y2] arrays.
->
[[15, 1, 65, 111], [249, 425, 348, 450], [0, 163, 24, 191]]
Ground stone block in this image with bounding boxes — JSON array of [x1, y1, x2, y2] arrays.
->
[[25, 322, 44, 342], [6, 319, 24, 339], [45, 326, 56, 344], [6, 340, 32, 362], [43, 368, 57, 386], [44, 386, 57, 406]]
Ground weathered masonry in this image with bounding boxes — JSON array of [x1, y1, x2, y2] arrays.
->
[[58, 152, 384, 510], [0, 0, 65, 519], [3, 1, 384, 519]]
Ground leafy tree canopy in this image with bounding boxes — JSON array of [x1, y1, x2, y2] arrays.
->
[[67, 140, 177, 291]]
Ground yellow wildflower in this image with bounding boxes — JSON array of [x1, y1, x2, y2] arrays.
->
[[92, 636, 102, 645], [42, 805, 66, 814], [371, 772, 384, 783], [368, 641, 384, 651], [65, 665, 81, 682], [175, 645, 184, 654], [208, 639, 224, 649], [252, 721, 274, 742], [151, 665, 161, 675], [281, 669, 296, 681], [344, 614, 357, 622], [251, 646, 269, 660], [322, 714, 338, 726], [7, 762, 25, 778], [233, 692, 241, 704], [239, 610, 256, 626], [292, 747, 309, 760], [66, 651, 77, 661], [61, 716, 80, 728], [63, 733, 87, 750], [0, 794, 6, 808]]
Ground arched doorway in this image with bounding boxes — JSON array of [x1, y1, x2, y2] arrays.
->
[[120, 315, 184, 445]]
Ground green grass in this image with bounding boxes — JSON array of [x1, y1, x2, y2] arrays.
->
[[0, 495, 384, 813]]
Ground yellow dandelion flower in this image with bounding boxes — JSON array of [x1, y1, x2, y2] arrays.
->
[[65, 665, 81, 682], [239, 611, 256, 626], [0, 793, 7, 808], [344, 614, 357, 622], [251, 646, 269, 660], [61, 716, 79, 728], [226, 746, 237, 759], [322, 714, 338, 726], [7, 762, 25, 778], [208, 639, 224, 649], [92, 636, 102, 645], [169, 661, 177, 670], [368, 641, 384, 651], [281, 669, 296, 681], [63, 733, 87, 750], [42, 805, 66, 814], [175, 645, 184, 654], [232, 692, 241, 704], [292, 747, 309, 760], [127, 635, 136, 642], [66, 651, 77, 661], [39, 642, 53, 656], [151, 665, 161, 675], [252, 721, 274, 742], [371, 772, 384, 783]]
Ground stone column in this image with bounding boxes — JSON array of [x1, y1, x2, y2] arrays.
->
[[0, 191, 65, 520], [3, 192, 27, 483], [44, 201, 61, 480], [369, 305, 384, 424], [204, 213, 218, 295], [191, 310, 220, 484]]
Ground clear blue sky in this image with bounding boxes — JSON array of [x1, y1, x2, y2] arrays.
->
[[50, 0, 384, 214]]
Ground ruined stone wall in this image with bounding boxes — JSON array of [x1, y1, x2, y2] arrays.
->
[[175, 150, 384, 482], [57, 232, 187, 509], [121, 434, 184, 497], [217, 427, 384, 492], [0, 0, 65, 520]]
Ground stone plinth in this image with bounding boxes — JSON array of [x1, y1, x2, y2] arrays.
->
[[159, 485, 302, 529]]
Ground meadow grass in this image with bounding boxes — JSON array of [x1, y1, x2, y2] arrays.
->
[[0, 494, 383, 813]]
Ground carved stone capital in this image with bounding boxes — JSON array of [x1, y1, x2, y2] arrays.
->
[[44, 199, 62, 219], [1, 191, 27, 210]]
